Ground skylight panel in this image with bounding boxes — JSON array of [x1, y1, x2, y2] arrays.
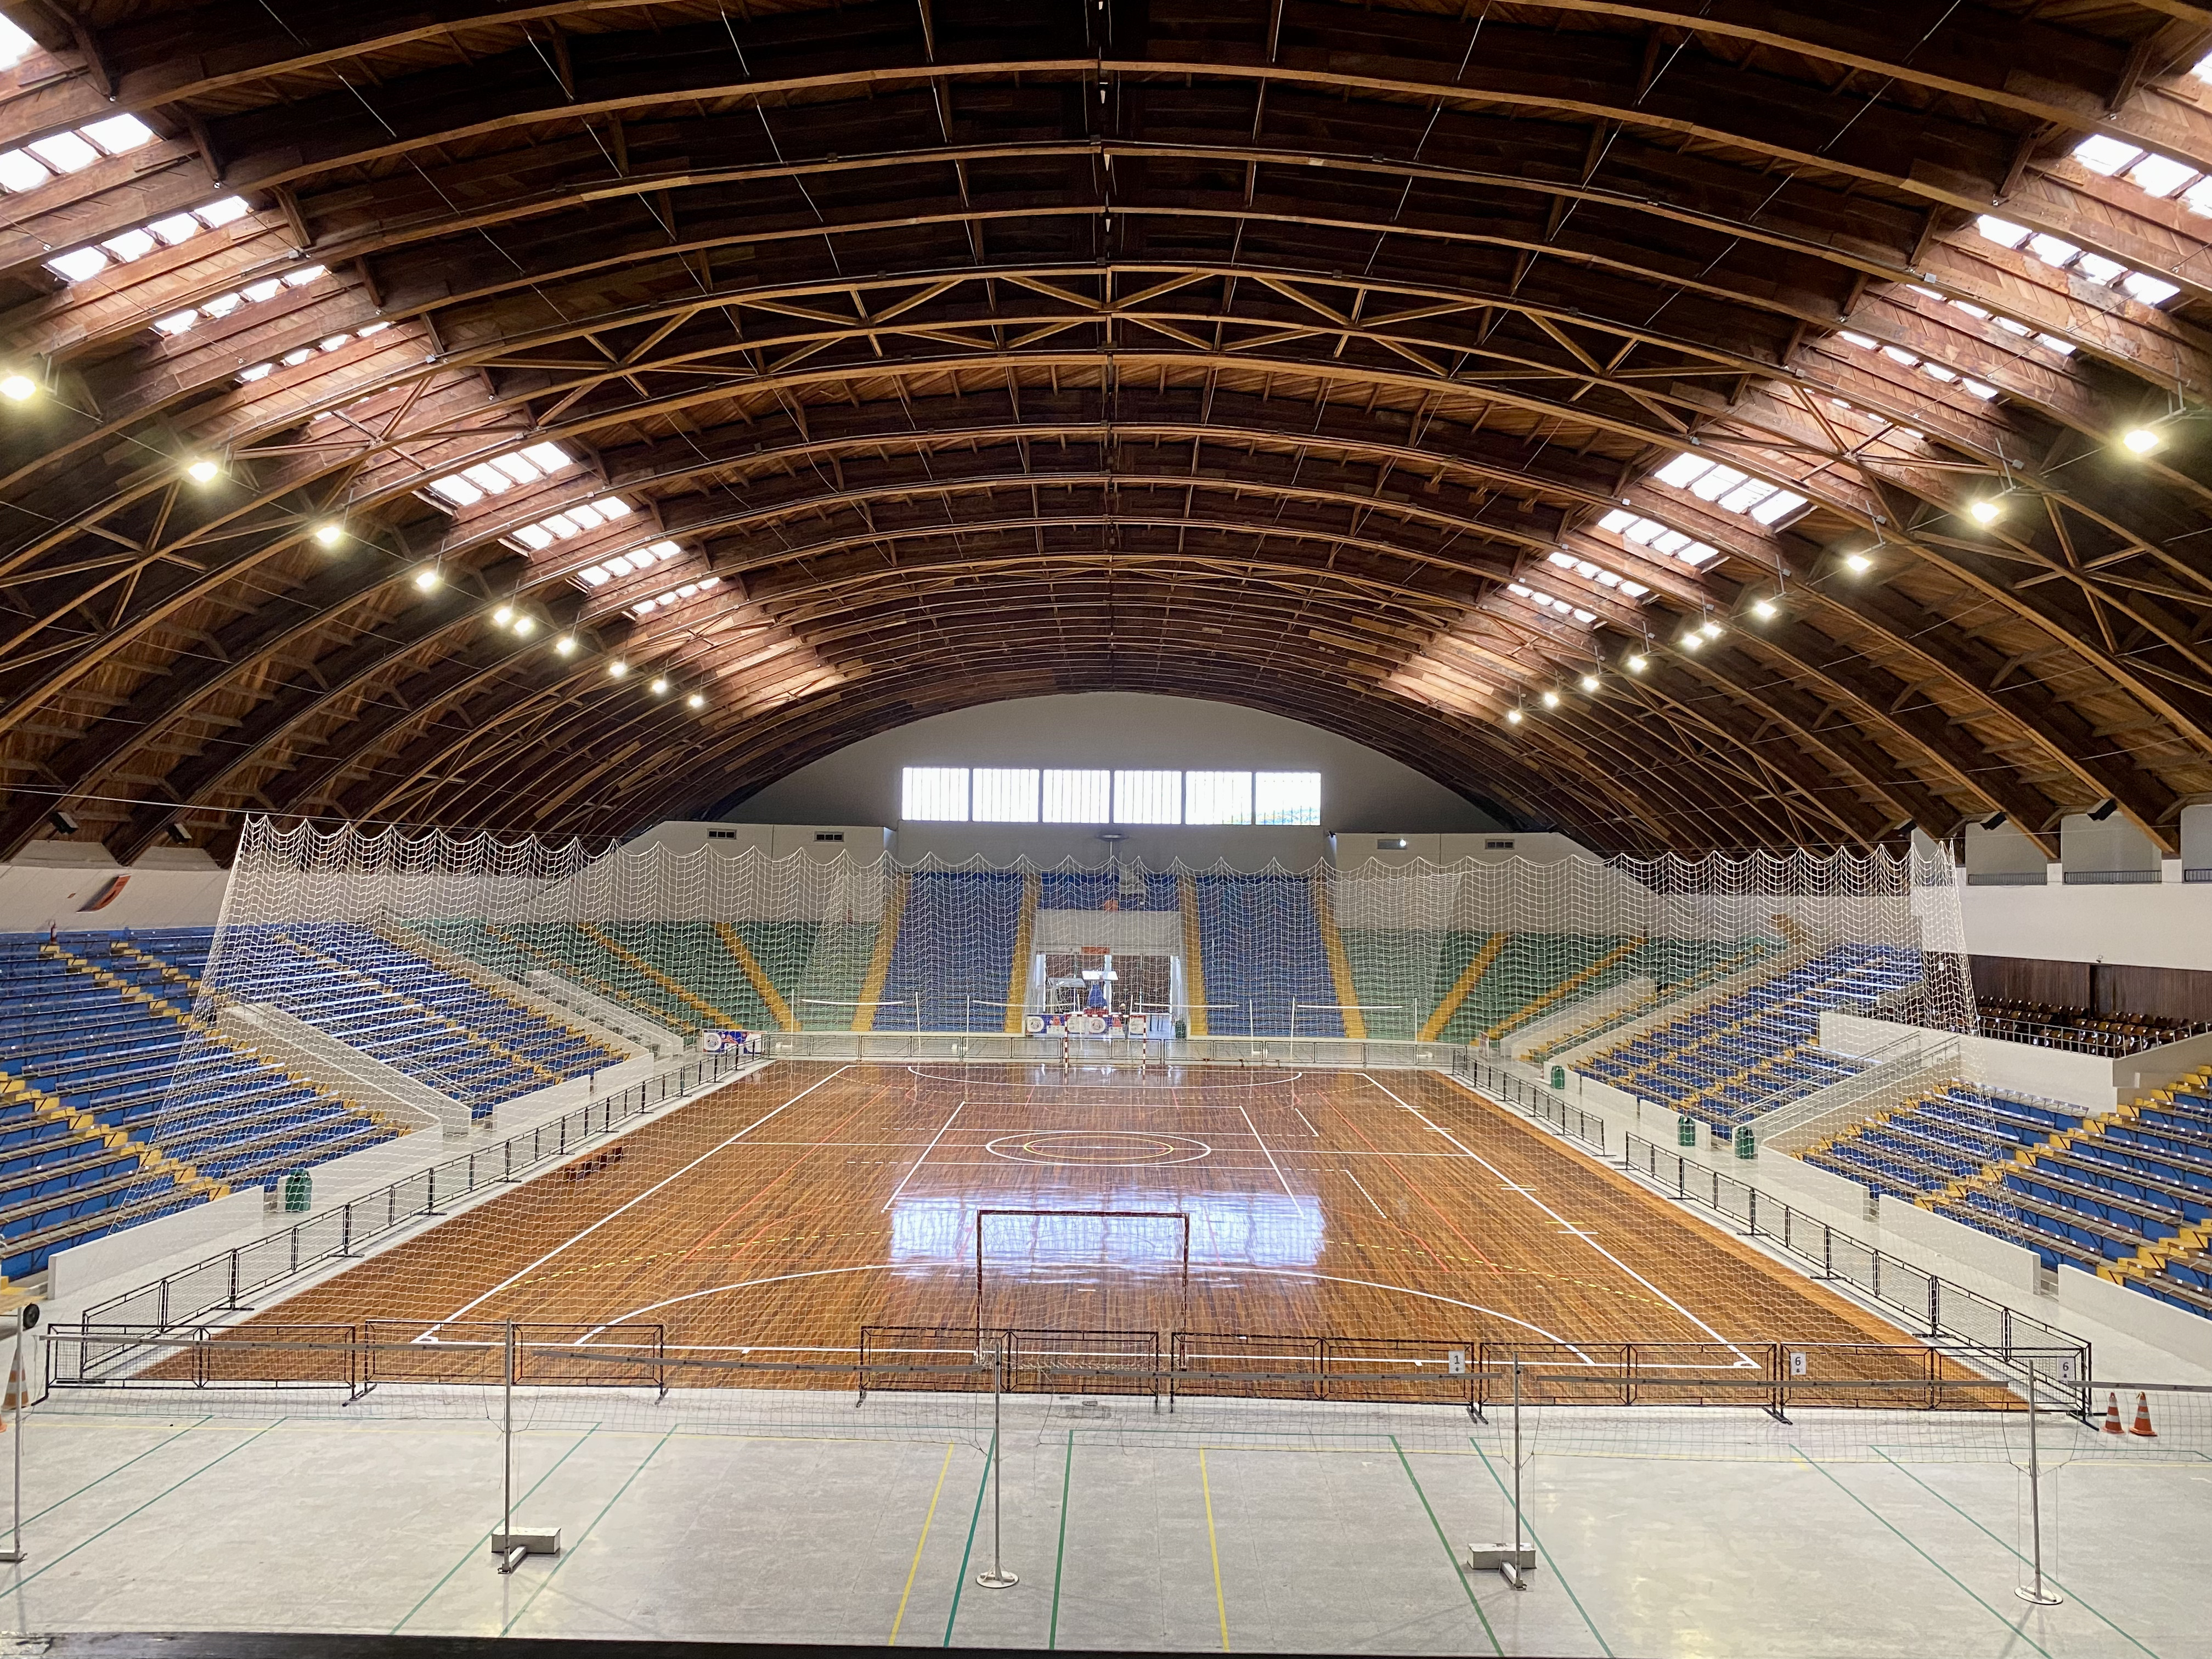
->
[[2122, 272, 2181, 306], [1654, 453, 1713, 488], [647, 539, 679, 560], [1649, 528, 1691, 555], [2024, 233, 2081, 268], [319, 333, 349, 352], [196, 198, 250, 228], [426, 475, 483, 507], [567, 503, 604, 530], [521, 442, 572, 472], [577, 566, 611, 586], [148, 212, 201, 248], [1748, 489, 1808, 526], [515, 524, 555, 550], [972, 767, 1042, 823], [2126, 154, 2197, 198], [44, 247, 105, 282], [99, 228, 155, 262], [1975, 216, 2031, 249], [0, 150, 48, 191], [2196, 49, 2212, 83], [1921, 362, 1957, 382], [152, 309, 196, 336], [0, 14, 36, 68], [1678, 541, 1720, 566], [1959, 379, 1999, 400], [594, 496, 631, 520], [543, 513, 581, 538], [1686, 464, 1748, 502], [279, 262, 325, 284], [28, 132, 97, 174], [1597, 509, 1637, 534], [280, 347, 313, 366], [1994, 315, 2032, 336], [2034, 334, 2074, 355], [1880, 345, 1920, 367], [235, 362, 273, 383], [2072, 252, 2127, 285], [241, 278, 283, 303], [461, 463, 513, 495], [80, 114, 155, 155], [490, 453, 543, 485], [1836, 330, 1877, 349], [2072, 135, 2143, 176]]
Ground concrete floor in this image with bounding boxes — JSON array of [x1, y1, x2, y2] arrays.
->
[[0, 1387, 2202, 1656]]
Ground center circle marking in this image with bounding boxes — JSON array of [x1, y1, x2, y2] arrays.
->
[[984, 1130, 1214, 1166]]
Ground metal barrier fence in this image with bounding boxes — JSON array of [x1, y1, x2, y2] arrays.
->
[[80, 1047, 758, 1334], [1449, 1049, 1607, 1150], [765, 1030, 1462, 1070], [47, 1323, 2057, 1418], [1617, 1131, 2089, 1404]]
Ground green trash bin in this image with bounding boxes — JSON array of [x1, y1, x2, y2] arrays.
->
[[281, 1170, 312, 1212], [1677, 1113, 1697, 1148], [1734, 1125, 1757, 1161], [1549, 1064, 1566, 1091]]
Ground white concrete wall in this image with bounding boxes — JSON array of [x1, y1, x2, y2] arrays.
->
[[1957, 878, 2212, 972], [0, 848, 230, 934], [1820, 1009, 2119, 1110], [720, 692, 1510, 851]]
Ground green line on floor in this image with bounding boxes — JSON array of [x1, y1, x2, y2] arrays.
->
[[1469, 1438, 1613, 1656], [941, 1432, 993, 1646], [1049, 1430, 1073, 1650], [889, 1442, 956, 1646], [0, 1419, 284, 1599], [393, 1424, 602, 1634], [1792, 1446, 2052, 1659], [1389, 1434, 1500, 1656], [1871, 1448, 2158, 1659], [22, 1416, 213, 1527], [503, 1426, 674, 1635]]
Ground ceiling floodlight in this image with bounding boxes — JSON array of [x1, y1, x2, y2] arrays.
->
[[650, 677, 669, 695], [1579, 674, 1600, 692], [1681, 632, 1705, 652], [184, 457, 220, 483], [1751, 597, 1778, 619], [2121, 427, 2162, 455], [412, 565, 440, 591], [1843, 551, 1874, 574], [312, 521, 343, 548], [1627, 653, 1648, 673], [512, 616, 537, 638], [0, 373, 35, 402], [1700, 620, 1723, 640], [1505, 709, 1524, 725], [1542, 689, 1560, 708], [492, 604, 513, 626], [608, 660, 629, 679], [687, 692, 704, 709], [555, 635, 578, 656], [1967, 498, 2002, 525]]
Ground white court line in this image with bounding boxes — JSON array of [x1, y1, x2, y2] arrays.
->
[[1357, 1072, 1754, 1366], [1289, 1105, 1319, 1137], [426, 1064, 853, 1334], [600, 1261, 1588, 1354], [1234, 1099, 1298, 1199], [880, 1088, 968, 1212], [1340, 1167, 1389, 1218]]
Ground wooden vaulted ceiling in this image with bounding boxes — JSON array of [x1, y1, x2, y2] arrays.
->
[[5, 0, 2212, 858]]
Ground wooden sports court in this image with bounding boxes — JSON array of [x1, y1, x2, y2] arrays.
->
[[218, 1060, 1942, 1393]]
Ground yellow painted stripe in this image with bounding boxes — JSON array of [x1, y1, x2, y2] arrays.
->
[[854, 871, 911, 1032], [1311, 876, 1365, 1040], [888, 1441, 956, 1645], [1418, 932, 1506, 1043], [714, 922, 798, 1030], [584, 922, 726, 1029], [1199, 1447, 1229, 1651], [1488, 935, 1644, 1041], [1180, 873, 1210, 1037], [1005, 871, 1040, 1034]]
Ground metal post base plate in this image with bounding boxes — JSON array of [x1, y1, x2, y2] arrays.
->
[[975, 1570, 1020, 1589], [2014, 1585, 2063, 1607], [491, 1526, 562, 1557], [1465, 1545, 1537, 1589]]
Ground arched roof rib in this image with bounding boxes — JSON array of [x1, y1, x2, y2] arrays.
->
[[5, 0, 2212, 858]]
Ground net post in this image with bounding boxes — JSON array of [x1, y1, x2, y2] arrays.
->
[[975, 1338, 1017, 1590]]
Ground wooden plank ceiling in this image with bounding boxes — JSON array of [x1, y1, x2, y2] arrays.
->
[[4, 0, 2212, 857]]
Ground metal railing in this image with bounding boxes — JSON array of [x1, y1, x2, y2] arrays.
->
[[45, 1321, 2061, 1418], [1449, 1049, 1606, 1152], [80, 1046, 758, 1333], [1618, 1131, 2089, 1407]]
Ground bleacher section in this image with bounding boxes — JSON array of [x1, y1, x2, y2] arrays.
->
[[0, 930, 403, 1279], [216, 924, 617, 1114], [1802, 1071, 2212, 1321], [881, 870, 1026, 1031], [1189, 873, 1341, 1037], [1577, 946, 1921, 1133]]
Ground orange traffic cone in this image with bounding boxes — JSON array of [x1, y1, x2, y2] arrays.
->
[[2102, 1391, 2123, 1434], [2130, 1391, 2158, 1438]]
